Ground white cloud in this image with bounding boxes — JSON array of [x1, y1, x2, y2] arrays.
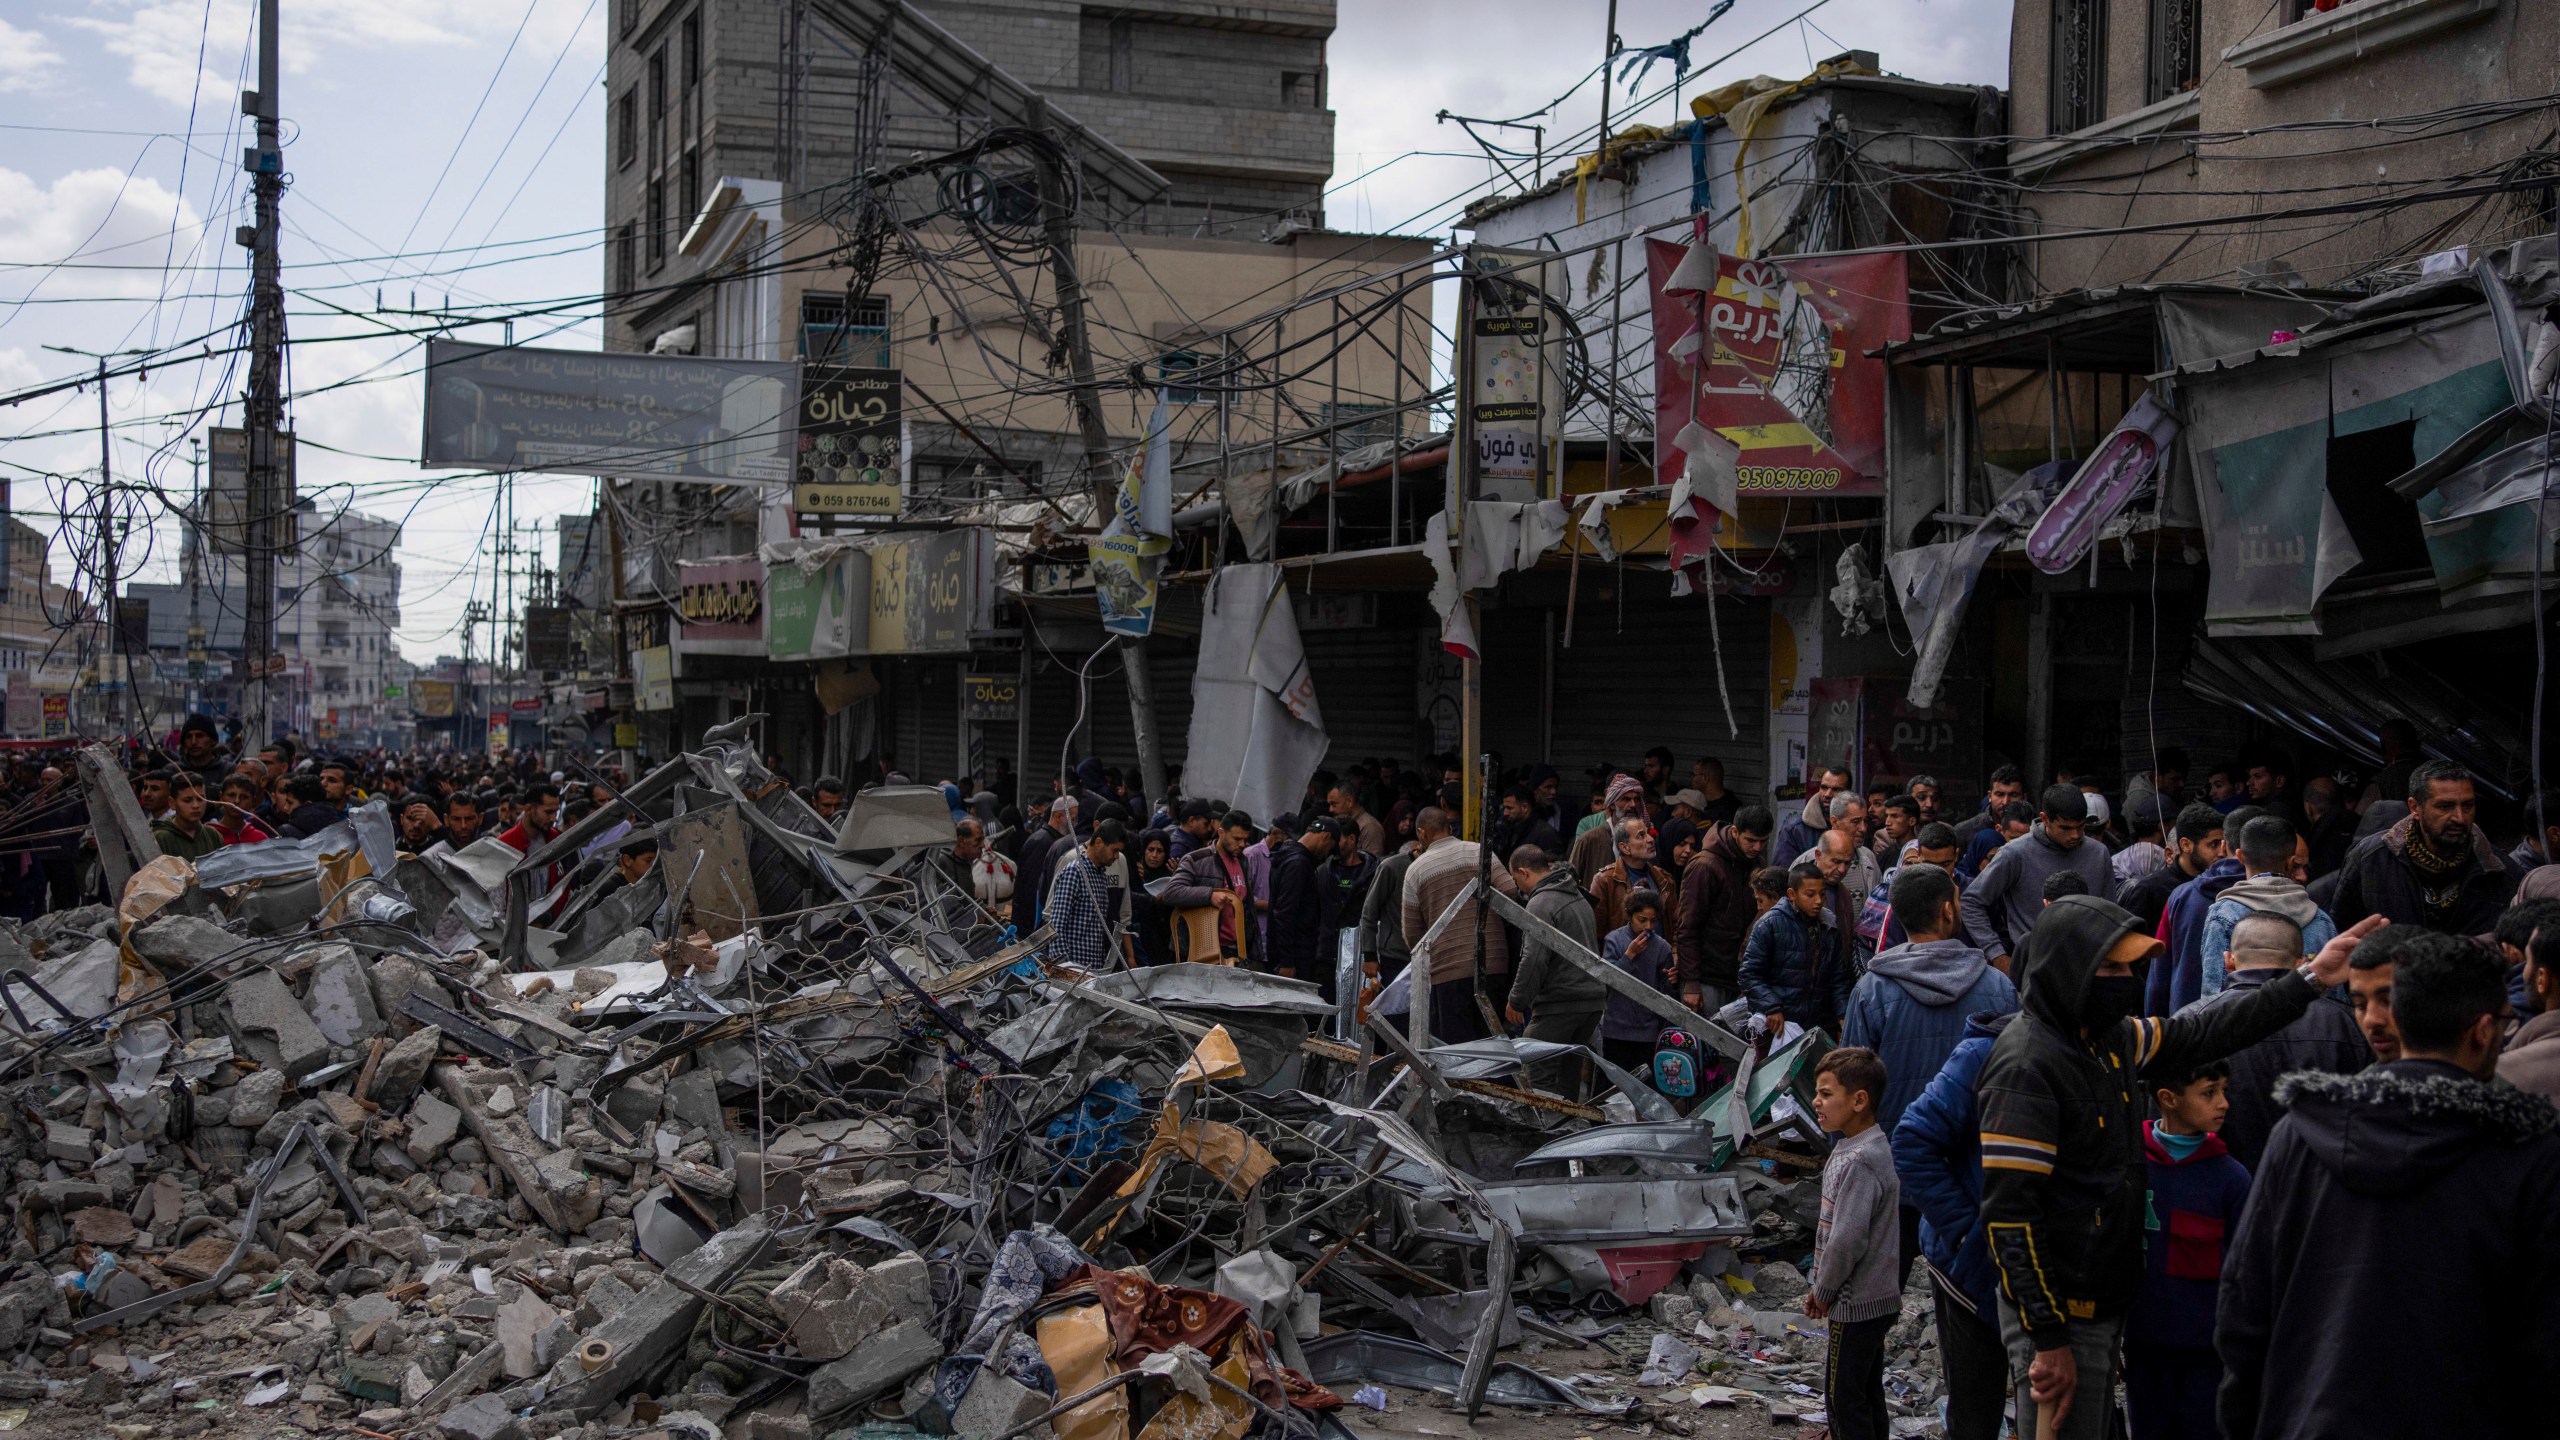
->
[[0, 165, 204, 298], [65, 0, 603, 108], [0, 20, 64, 93], [0, 348, 42, 392]]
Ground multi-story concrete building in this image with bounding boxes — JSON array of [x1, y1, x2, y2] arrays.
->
[[0, 520, 101, 737], [593, 0, 1436, 787], [1867, 0, 2560, 805], [130, 497, 409, 746]]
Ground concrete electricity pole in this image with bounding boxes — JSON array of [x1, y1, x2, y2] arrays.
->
[[1029, 102, 1167, 805], [241, 0, 288, 745]]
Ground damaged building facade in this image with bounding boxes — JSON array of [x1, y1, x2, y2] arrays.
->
[[590, 0, 1434, 786], [1874, 0, 2560, 798]]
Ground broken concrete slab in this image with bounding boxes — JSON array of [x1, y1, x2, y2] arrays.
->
[[767, 1255, 892, 1360], [225, 969, 333, 1078], [496, 1290, 559, 1379], [951, 1371, 1053, 1440], [662, 1069, 722, 1131], [536, 1220, 775, 1418], [434, 1064, 601, 1234], [127, 912, 238, 972], [804, 1317, 940, 1418], [437, 1391, 523, 1440], [227, 1068, 290, 1129], [302, 944, 384, 1046], [406, 1092, 462, 1166], [371, 1025, 442, 1109]]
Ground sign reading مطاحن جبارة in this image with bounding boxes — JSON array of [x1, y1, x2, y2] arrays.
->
[[795, 366, 903, 516]]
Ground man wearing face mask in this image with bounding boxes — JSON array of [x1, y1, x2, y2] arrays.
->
[[1974, 894, 2382, 1440]]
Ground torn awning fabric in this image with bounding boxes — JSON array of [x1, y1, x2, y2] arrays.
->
[[1186, 561, 1330, 820]]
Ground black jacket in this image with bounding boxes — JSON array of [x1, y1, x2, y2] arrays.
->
[[1976, 895, 2321, 1347], [2174, 967, 2369, 1169], [1264, 836, 1325, 975], [2330, 815, 2513, 936], [2219, 1063, 2560, 1440], [2114, 857, 2197, 938]]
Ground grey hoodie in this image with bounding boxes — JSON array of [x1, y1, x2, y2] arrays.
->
[[1959, 821, 2116, 960], [1863, 936, 1991, 1004], [2216, 873, 2321, 928]]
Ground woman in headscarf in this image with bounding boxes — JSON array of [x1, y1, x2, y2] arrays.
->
[[1129, 828, 1179, 967]]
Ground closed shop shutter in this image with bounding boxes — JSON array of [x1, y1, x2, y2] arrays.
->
[[884, 659, 963, 782], [1478, 592, 1771, 809], [1302, 625, 1429, 773]]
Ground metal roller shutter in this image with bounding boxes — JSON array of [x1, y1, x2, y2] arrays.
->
[[1477, 593, 1770, 809], [1302, 626, 1431, 773]]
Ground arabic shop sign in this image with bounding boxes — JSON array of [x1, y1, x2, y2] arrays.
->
[[675, 559, 765, 653], [767, 548, 869, 663], [794, 366, 903, 517]]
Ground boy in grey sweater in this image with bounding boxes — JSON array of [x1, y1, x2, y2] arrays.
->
[[1808, 1046, 1901, 1440]]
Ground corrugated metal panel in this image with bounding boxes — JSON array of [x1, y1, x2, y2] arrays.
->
[[1303, 626, 1428, 772], [1479, 594, 1771, 807], [886, 659, 962, 782]]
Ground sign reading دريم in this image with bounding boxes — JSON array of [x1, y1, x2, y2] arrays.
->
[[1646, 242, 1908, 499], [795, 366, 903, 517], [962, 672, 1019, 721]]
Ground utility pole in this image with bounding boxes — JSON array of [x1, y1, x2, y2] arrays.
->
[[186, 437, 204, 716], [1029, 101, 1167, 805], [241, 0, 287, 746], [44, 344, 150, 736]]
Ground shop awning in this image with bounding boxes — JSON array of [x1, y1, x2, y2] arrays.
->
[[2183, 635, 2531, 798]]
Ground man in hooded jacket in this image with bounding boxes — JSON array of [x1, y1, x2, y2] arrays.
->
[[2196, 815, 2335, 1000], [2218, 930, 2560, 1440], [1844, 862, 2018, 1308], [1975, 894, 2380, 1440]]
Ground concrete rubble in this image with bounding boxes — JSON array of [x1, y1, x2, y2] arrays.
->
[[0, 743, 1888, 1440]]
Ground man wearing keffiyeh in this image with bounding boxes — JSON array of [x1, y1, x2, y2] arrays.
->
[[2333, 759, 2514, 935], [1569, 772, 1653, 880]]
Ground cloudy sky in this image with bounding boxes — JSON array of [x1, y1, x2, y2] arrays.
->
[[0, 0, 2010, 665]]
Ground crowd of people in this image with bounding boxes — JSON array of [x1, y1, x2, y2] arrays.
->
[[981, 738, 2560, 1440], [24, 715, 2560, 1437]]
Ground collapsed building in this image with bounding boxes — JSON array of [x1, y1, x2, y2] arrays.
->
[[0, 741, 1932, 1440]]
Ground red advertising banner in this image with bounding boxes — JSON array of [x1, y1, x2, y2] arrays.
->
[[1647, 242, 1907, 500]]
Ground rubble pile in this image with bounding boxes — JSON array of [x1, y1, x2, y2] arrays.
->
[[0, 743, 1903, 1440]]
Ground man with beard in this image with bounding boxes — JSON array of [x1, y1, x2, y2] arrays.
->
[[2218, 932, 2560, 1440], [2332, 760, 2514, 933], [1678, 807, 1773, 1013], [1975, 898, 2381, 1440]]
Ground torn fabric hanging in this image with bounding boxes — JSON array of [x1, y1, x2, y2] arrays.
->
[[1185, 563, 1330, 820]]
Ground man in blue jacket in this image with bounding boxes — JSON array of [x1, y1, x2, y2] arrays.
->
[[1846, 862, 2020, 1308], [1845, 864, 2020, 1130], [1889, 1010, 2017, 1440], [1742, 861, 1851, 1035]]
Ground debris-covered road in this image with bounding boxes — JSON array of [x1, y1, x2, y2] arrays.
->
[[0, 742, 1953, 1440]]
